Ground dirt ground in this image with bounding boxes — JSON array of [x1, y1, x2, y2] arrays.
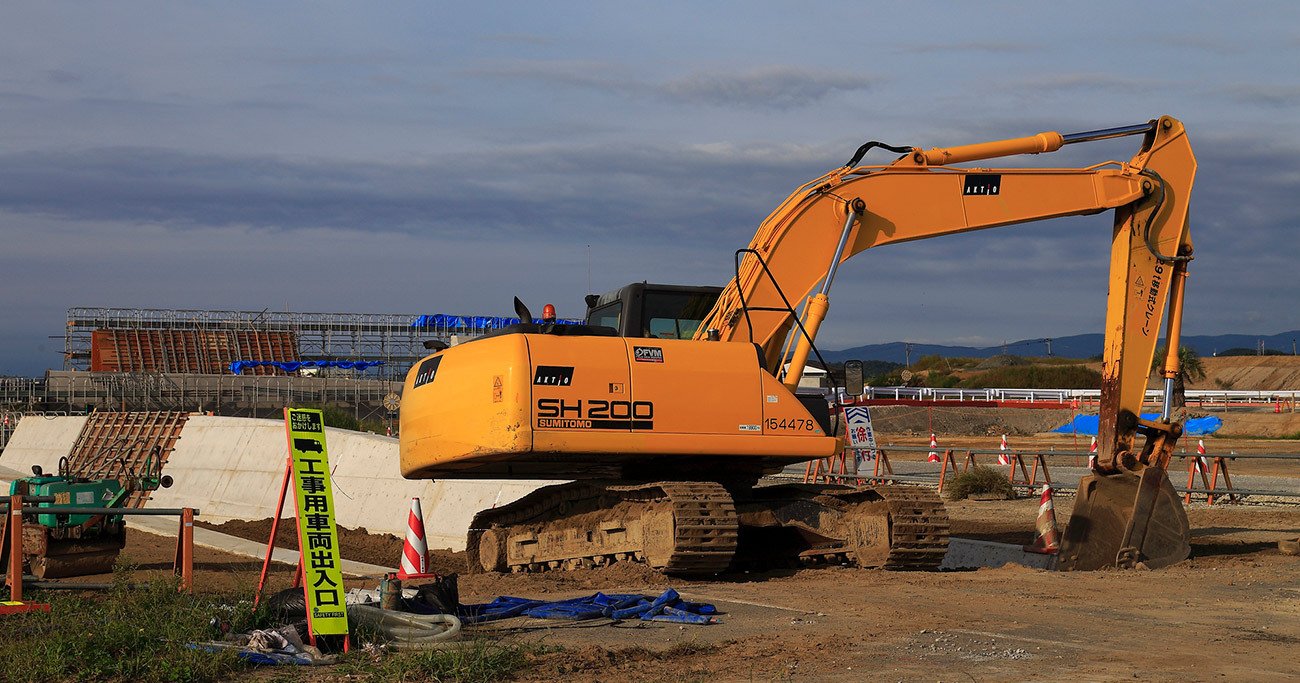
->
[[1191, 355, 1300, 391], [32, 491, 1300, 682], [866, 406, 1075, 437]]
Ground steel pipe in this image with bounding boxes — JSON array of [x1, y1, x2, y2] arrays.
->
[[803, 471, 1300, 500], [17, 507, 200, 516], [1061, 122, 1156, 145]]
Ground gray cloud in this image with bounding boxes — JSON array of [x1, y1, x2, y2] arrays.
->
[[1010, 74, 1154, 94], [657, 68, 875, 108], [1220, 84, 1300, 107], [473, 62, 874, 109], [0, 142, 830, 246], [1150, 34, 1245, 56], [898, 41, 1041, 54]]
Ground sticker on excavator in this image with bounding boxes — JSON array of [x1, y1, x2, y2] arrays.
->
[[284, 408, 349, 637]]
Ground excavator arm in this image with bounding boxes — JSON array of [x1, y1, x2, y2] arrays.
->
[[695, 116, 1196, 569]]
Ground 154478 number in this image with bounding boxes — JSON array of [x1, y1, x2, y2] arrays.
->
[[766, 418, 814, 431]]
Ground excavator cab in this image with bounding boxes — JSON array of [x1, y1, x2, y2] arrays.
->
[[584, 283, 722, 340]]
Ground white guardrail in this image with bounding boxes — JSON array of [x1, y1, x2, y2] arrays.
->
[[860, 387, 1300, 404]]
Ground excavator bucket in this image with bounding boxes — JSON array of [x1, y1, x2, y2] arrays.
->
[[1057, 467, 1190, 571]]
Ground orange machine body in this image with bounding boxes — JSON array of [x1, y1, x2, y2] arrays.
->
[[400, 333, 837, 480]]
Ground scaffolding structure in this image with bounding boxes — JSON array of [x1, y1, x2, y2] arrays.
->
[[65, 307, 583, 381], [3, 372, 401, 420]]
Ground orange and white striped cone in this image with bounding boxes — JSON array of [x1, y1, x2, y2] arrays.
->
[[997, 434, 1011, 466], [1197, 439, 1209, 471], [927, 433, 940, 463], [1087, 436, 1098, 470], [1026, 485, 1060, 554], [398, 497, 431, 579]]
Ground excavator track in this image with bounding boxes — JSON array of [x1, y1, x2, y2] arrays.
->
[[466, 480, 949, 575], [467, 480, 738, 576], [864, 484, 951, 570], [734, 482, 949, 571]]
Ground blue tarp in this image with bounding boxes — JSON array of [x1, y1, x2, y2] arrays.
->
[[228, 360, 386, 375], [1053, 413, 1223, 436], [458, 588, 717, 625], [410, 314, 583, 329]]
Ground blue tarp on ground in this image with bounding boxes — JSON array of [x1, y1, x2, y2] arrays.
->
[[1053, 413, 1223, 436], [458, 588, 717, 625], [410, 314, 584, 329], [228, 360, 386, 375]]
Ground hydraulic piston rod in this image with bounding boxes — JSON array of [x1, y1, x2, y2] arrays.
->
[[914, 121, 1157, 166]]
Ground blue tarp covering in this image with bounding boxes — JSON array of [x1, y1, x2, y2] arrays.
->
[[459, 588, 717, 625], [229, 360, 386, 375], [1053, 413, 1223, 436], [410, 314, 583, 329]]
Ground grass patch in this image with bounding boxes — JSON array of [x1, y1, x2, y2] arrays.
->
[[0, 565, 256, 683], [946, 466, 1016, 501], [339, 638, 542, 682]]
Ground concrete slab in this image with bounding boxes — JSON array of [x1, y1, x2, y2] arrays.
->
[[0, 414, 558, 551], [0, 415, 87, 476], [942, 537, 1058, 571]]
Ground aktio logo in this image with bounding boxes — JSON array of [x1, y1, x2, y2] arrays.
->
[[633, 346, 663, 363]]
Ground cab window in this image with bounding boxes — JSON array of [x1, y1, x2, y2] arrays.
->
[[589, 301, 622, 330], [642, 291, 714, 339]]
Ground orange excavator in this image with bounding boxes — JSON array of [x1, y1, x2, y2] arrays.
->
[[400, 115, 1196, 574]]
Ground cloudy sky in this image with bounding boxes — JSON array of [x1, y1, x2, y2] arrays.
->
[[1, 3, 1298, 374]]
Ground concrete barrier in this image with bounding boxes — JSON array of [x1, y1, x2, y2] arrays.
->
[[0, 415, 88, 476], [0, 414, 557, 552]]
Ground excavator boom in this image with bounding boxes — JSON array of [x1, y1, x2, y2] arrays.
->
[[692, 116, 1196, 569]]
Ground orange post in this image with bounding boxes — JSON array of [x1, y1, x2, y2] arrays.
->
[[174, 508, 194, 593], [1184, 457, 1211, 505], [254, 456, 294, 608], [872, 448, 894, 479], [962, 450, 978, 473], [1007, 453, 1032, 488], [937, 449, 959, 495], [8, 495, 21, 603], [1028, 454, 1051, 486], [1208, 456, 1237, 505]]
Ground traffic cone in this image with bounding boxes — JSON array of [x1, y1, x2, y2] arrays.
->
[[1026, 485, 1060, 554], [1087, 436, 1098, 470], [1197, 439, 1209, 470], [398, 498, 432, 579], [997, 434, 1011, 466], [927, 433, 940, 463]]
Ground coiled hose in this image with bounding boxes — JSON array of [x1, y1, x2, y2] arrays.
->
[[348, 604, 462, 650]]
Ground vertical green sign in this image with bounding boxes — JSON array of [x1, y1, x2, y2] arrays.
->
[[284, 408, 349, 636]]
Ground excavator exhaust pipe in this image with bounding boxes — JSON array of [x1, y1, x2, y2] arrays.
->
[[1057, 468, 1190, 571]]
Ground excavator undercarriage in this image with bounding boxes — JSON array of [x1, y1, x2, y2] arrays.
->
[[466, 480, 949, 575]]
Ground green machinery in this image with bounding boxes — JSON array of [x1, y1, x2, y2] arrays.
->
[[6, 449, 172, 578]]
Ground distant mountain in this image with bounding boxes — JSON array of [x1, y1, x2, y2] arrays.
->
[[824, 331, 1300, 364]]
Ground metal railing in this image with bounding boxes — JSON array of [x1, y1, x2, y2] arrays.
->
[[858, 386, 1300, 407], [797, 444, 1300, 504]]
